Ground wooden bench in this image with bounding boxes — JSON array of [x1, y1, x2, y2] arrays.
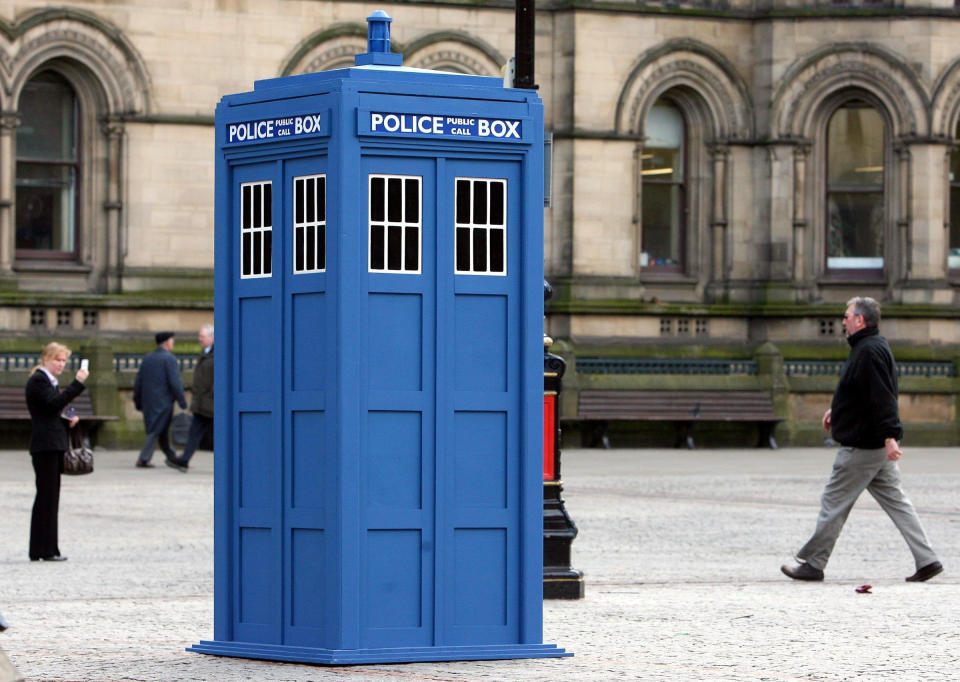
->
[[0, 386, 119, 446], [572, 389, 783, 449]]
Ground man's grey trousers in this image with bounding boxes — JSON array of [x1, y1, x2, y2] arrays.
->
[[797, 446, 939, 571]]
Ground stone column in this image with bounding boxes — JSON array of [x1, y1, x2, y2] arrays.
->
[[896, 144, 912, 285], [792, 144, 810, 283], [709, 144, 728, 285], [901, 142, 952, 303], [0, 111, 20, 286], [101, 121, 126, 293]]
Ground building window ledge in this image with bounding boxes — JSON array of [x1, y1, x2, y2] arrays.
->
[[13, 260, 92, 274]]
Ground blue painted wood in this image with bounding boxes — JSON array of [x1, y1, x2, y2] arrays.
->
[[201, 10, 565, 665]]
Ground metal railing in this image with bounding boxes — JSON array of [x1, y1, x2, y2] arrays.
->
[[784, 360, 955, 378], [576, 357, 758, 375], [0, 353, 81, 371], [113, 354, 200, 372], [0, 353, 199, 373]]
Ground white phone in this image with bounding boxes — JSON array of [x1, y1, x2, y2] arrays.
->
[[80, 359, 89, 371]]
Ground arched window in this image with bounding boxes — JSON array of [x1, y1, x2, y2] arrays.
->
[[15, 70, 79, 258], [641, 99, 686, 271], [826, 101, 885, 272]]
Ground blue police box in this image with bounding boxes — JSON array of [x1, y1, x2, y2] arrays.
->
[[187, 11, 571, 665]]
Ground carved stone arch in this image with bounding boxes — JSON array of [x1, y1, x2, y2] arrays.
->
[[280, 24, 368, 75], [930, 57, 960, 139], [771, 43, 928, 140], [616, 39, 753, 140], [2, 8, 151, 116], [404, 32, 504, 76]]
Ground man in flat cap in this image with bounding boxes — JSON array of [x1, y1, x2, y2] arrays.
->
[[133, 331, 187, 469]]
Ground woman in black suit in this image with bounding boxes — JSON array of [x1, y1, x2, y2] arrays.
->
[[25, 342, 89, 562]]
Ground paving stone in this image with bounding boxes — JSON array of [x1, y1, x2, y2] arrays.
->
[[0, 446, 956, 681]]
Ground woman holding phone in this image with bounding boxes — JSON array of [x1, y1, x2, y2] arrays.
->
[[25, 342, 89, 562]]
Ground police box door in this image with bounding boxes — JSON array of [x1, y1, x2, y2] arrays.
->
[[358, 154, 523, 648]]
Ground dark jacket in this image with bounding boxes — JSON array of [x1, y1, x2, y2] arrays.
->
[[25, 371, 86, 454], [134, 347, 187, 433], [830, 326, 903, 449], [189, 346, 214, 418]]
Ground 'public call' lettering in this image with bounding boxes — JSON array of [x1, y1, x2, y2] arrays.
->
[[369, 113, 521, 140]]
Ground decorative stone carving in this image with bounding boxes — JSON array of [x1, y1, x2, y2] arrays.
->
[[773, 48, 927, 139], [617, 40, 753, 140], [302, 42, 366, 73], [1, 14, 151, 116]]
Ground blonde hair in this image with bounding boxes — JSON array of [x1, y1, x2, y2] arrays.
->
[[30, 342, 72, 375]]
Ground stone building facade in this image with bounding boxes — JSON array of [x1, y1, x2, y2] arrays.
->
[[2, 0, 959, 443]]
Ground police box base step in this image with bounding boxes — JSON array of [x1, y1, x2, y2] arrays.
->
[[187, 641, 572, 664]]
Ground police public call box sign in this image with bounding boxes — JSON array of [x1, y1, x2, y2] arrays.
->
[[225, 112, 329, 144], [361, 110, 523, 141]]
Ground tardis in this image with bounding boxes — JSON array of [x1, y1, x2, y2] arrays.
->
[[187, 12, 571, 665]]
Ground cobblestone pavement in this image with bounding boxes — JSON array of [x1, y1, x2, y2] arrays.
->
[[1, 445, 957, 681]]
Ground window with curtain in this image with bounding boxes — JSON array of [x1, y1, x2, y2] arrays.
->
[[15, 71, 79, 257], [949, 129, 960, 271], [641, 99, 686, 271], [826, 101, 885, 271]]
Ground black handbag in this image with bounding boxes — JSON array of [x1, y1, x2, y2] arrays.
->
[[63, 431, 94, 475]]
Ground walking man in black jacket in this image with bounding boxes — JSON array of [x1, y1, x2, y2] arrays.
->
[[781, 297, 943, 583]]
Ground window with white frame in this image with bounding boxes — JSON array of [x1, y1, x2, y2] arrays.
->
[[455, 178, 506, 275], [294, 174, 325, 273], [368, 174, 421, 273], [241, 181, 272, 278]]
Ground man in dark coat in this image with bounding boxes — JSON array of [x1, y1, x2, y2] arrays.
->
[[169, 324, 213, 472], [134, 331, 187, 468], [781, 297, 942, 583]]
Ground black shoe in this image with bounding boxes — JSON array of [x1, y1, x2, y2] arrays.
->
[[136, 460, 155, 468], [165, 457, 188, 473], [781, 562, 824, 581], [33, 555, 68, 562], [906, 561, 943, 582], [0, 611, 9, 631]]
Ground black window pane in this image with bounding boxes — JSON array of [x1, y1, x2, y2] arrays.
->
[[456, 227, 471, 271], [827, 192, 884, 259], [473, 182, 487, 224], [456, 180, 470, 224], [318, 225, 326, 269], [371, 177, 385, 222], [295, 179, 304, 224], [490, 182, 505, 225], [295, 226, 304, 272], [253, 231, 262, 274], [263, 183, 272, 226], [242, 233, 251, 276], [404, 226, 419, 271], [370, 225, 385, 269], [472, 227, 487, 272], [306, 178, 315, 223], [16, 71, 76, 161], [306, 226, 316, 270], [387, 178, 402, 222], [253, 184, 262, 227], [489, 228, 505, 272], [263, 230, 272, 274], [641, 183, 683, 266], [242, 185, 251, 230], [317, 177, 326, 222], [405, 179, 419, 223], [15, 164, 74, 251], [387, 225, 402, 270]]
